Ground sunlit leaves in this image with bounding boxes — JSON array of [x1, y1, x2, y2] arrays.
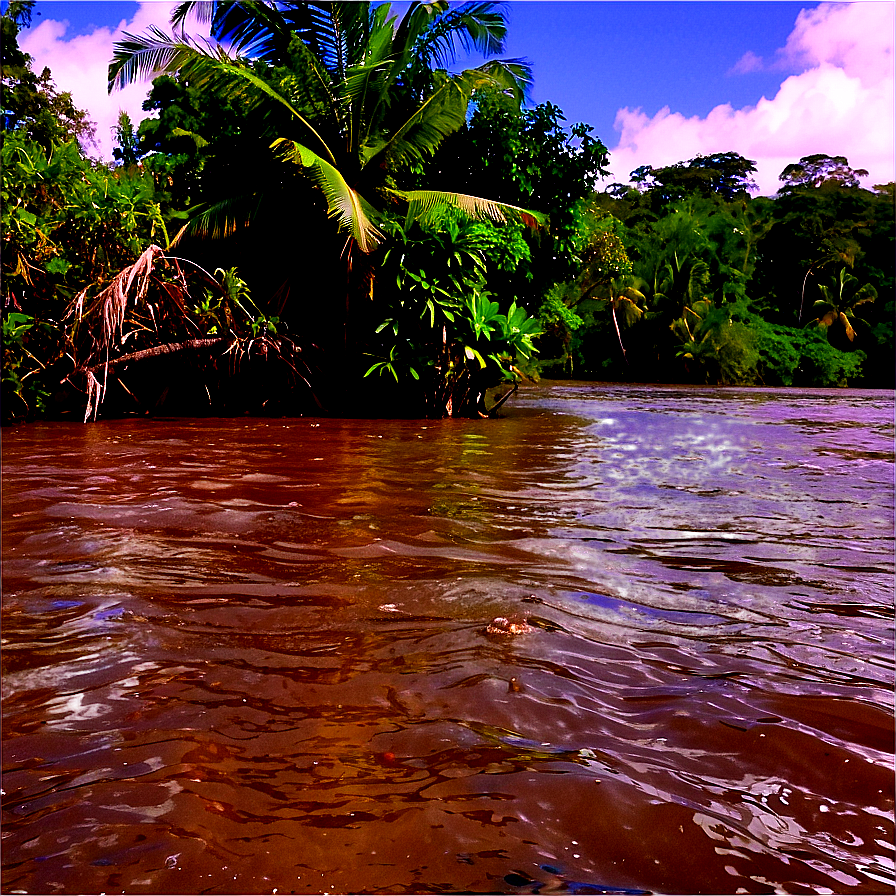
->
[[273, 137, 384, 253], [807, 267, 877, 342], [394, 188, 544, 231]]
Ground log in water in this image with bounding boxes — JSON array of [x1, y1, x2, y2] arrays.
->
[[2, 383, 893, 894]]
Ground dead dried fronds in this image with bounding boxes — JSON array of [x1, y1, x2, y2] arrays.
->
[[83, 369, 105, 424], [67, 244, 166, 354], [65, 244, 207, 420], [65, 245, 318, 420]]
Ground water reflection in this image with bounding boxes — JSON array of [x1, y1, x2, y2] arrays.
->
[[2, 383, 893, 894]]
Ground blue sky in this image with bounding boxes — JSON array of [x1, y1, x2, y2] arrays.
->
[[492, 3, 817, 132], [18, 1, 896, 193]]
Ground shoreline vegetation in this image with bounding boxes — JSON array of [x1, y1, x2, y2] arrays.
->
[[3, 1, 893, 425]]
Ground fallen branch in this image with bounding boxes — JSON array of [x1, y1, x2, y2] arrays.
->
[[81, 337, 232, 376], [487, 382, 518, 416], [69, 337, 233, 422]]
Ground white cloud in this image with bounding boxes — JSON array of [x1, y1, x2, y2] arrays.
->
[[19, 2, 199, 161], [728, 50, 764, 77], [607, 2, 895, 195], [776, 1, 893, 86]]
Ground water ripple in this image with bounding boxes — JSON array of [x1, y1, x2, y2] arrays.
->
[[2, 385, 893, 894]]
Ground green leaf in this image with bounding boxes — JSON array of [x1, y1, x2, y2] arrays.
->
[[273, 138, 384, 253], [464, 345, 487, 368], [392, 187, 544, 230], [45, 257, 71, 275]]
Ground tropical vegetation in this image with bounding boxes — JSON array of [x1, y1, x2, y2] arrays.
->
[[2, 1, 893, 424]]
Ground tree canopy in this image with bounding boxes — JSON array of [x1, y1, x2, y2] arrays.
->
[[621, 152, 758, 204], [1, 1, 96, 152], [779, 154, 870, 192]]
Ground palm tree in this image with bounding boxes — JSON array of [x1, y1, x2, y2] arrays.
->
[[806, 267, 877, 343], [604, 282, 645, 364], [108, 1, 538, 253]]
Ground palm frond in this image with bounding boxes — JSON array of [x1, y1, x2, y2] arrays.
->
[[301, 2, 373, 77], [362, 70, 475, 170], [170, 1, 216, 31], [614, 295, 643, 328], [109, 24, 338, 164], [391, 188, 545, 230], [339, 58, 393, 111], [368, 60, 532, 172], [363, 3, 398, 64], [187, 193, 266, 241], [839, 311, 856, 341], [392, 4, 532, 104], [670, 317, 694, 344], [171, 1, 291, 60], [108, 25, 219, 92], [273, 138, 385, 254], [687, 260, 710, 304], [619, 286, 647, 304], [392, 2, 448, 64], [335, 4, 396, 144], [851, 284, 877, 307], [412, 2, 507, 70], [215, 0, 295, 61], [339, 59, 394, 155], [811, 300, 837, 317], [170, 1, 341, 67], [186, 49, 339, 165], [474, 58, 533, 106], [277, 40, 341, 127]]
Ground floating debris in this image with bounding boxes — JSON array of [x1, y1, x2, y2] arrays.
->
[[486, 616, 533, 637]]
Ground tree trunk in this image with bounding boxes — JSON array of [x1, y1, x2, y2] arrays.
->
[[611, 304, 628, 364]]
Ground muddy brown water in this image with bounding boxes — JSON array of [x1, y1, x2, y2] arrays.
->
[[2, 383, 893, 896]]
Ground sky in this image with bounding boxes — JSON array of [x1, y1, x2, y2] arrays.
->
[[16, 0, 896, 195]]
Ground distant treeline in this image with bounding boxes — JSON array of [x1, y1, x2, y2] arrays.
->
[[3, 1, 893, 424], [536, 151, 893, 391]]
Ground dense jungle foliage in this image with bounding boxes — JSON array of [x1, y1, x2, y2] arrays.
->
[[3, 0, 893, 424]]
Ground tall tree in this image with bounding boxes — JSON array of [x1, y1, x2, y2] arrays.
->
[[805, 266, 877, 348], [1, 2, 96, 152], [752, 158, 883, 327], [425, 91, 611, 308], [626, 153, 757, 205], [778, 154, 869, 192]]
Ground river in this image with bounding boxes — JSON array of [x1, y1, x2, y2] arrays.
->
[[2, 383, 893, 895]]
